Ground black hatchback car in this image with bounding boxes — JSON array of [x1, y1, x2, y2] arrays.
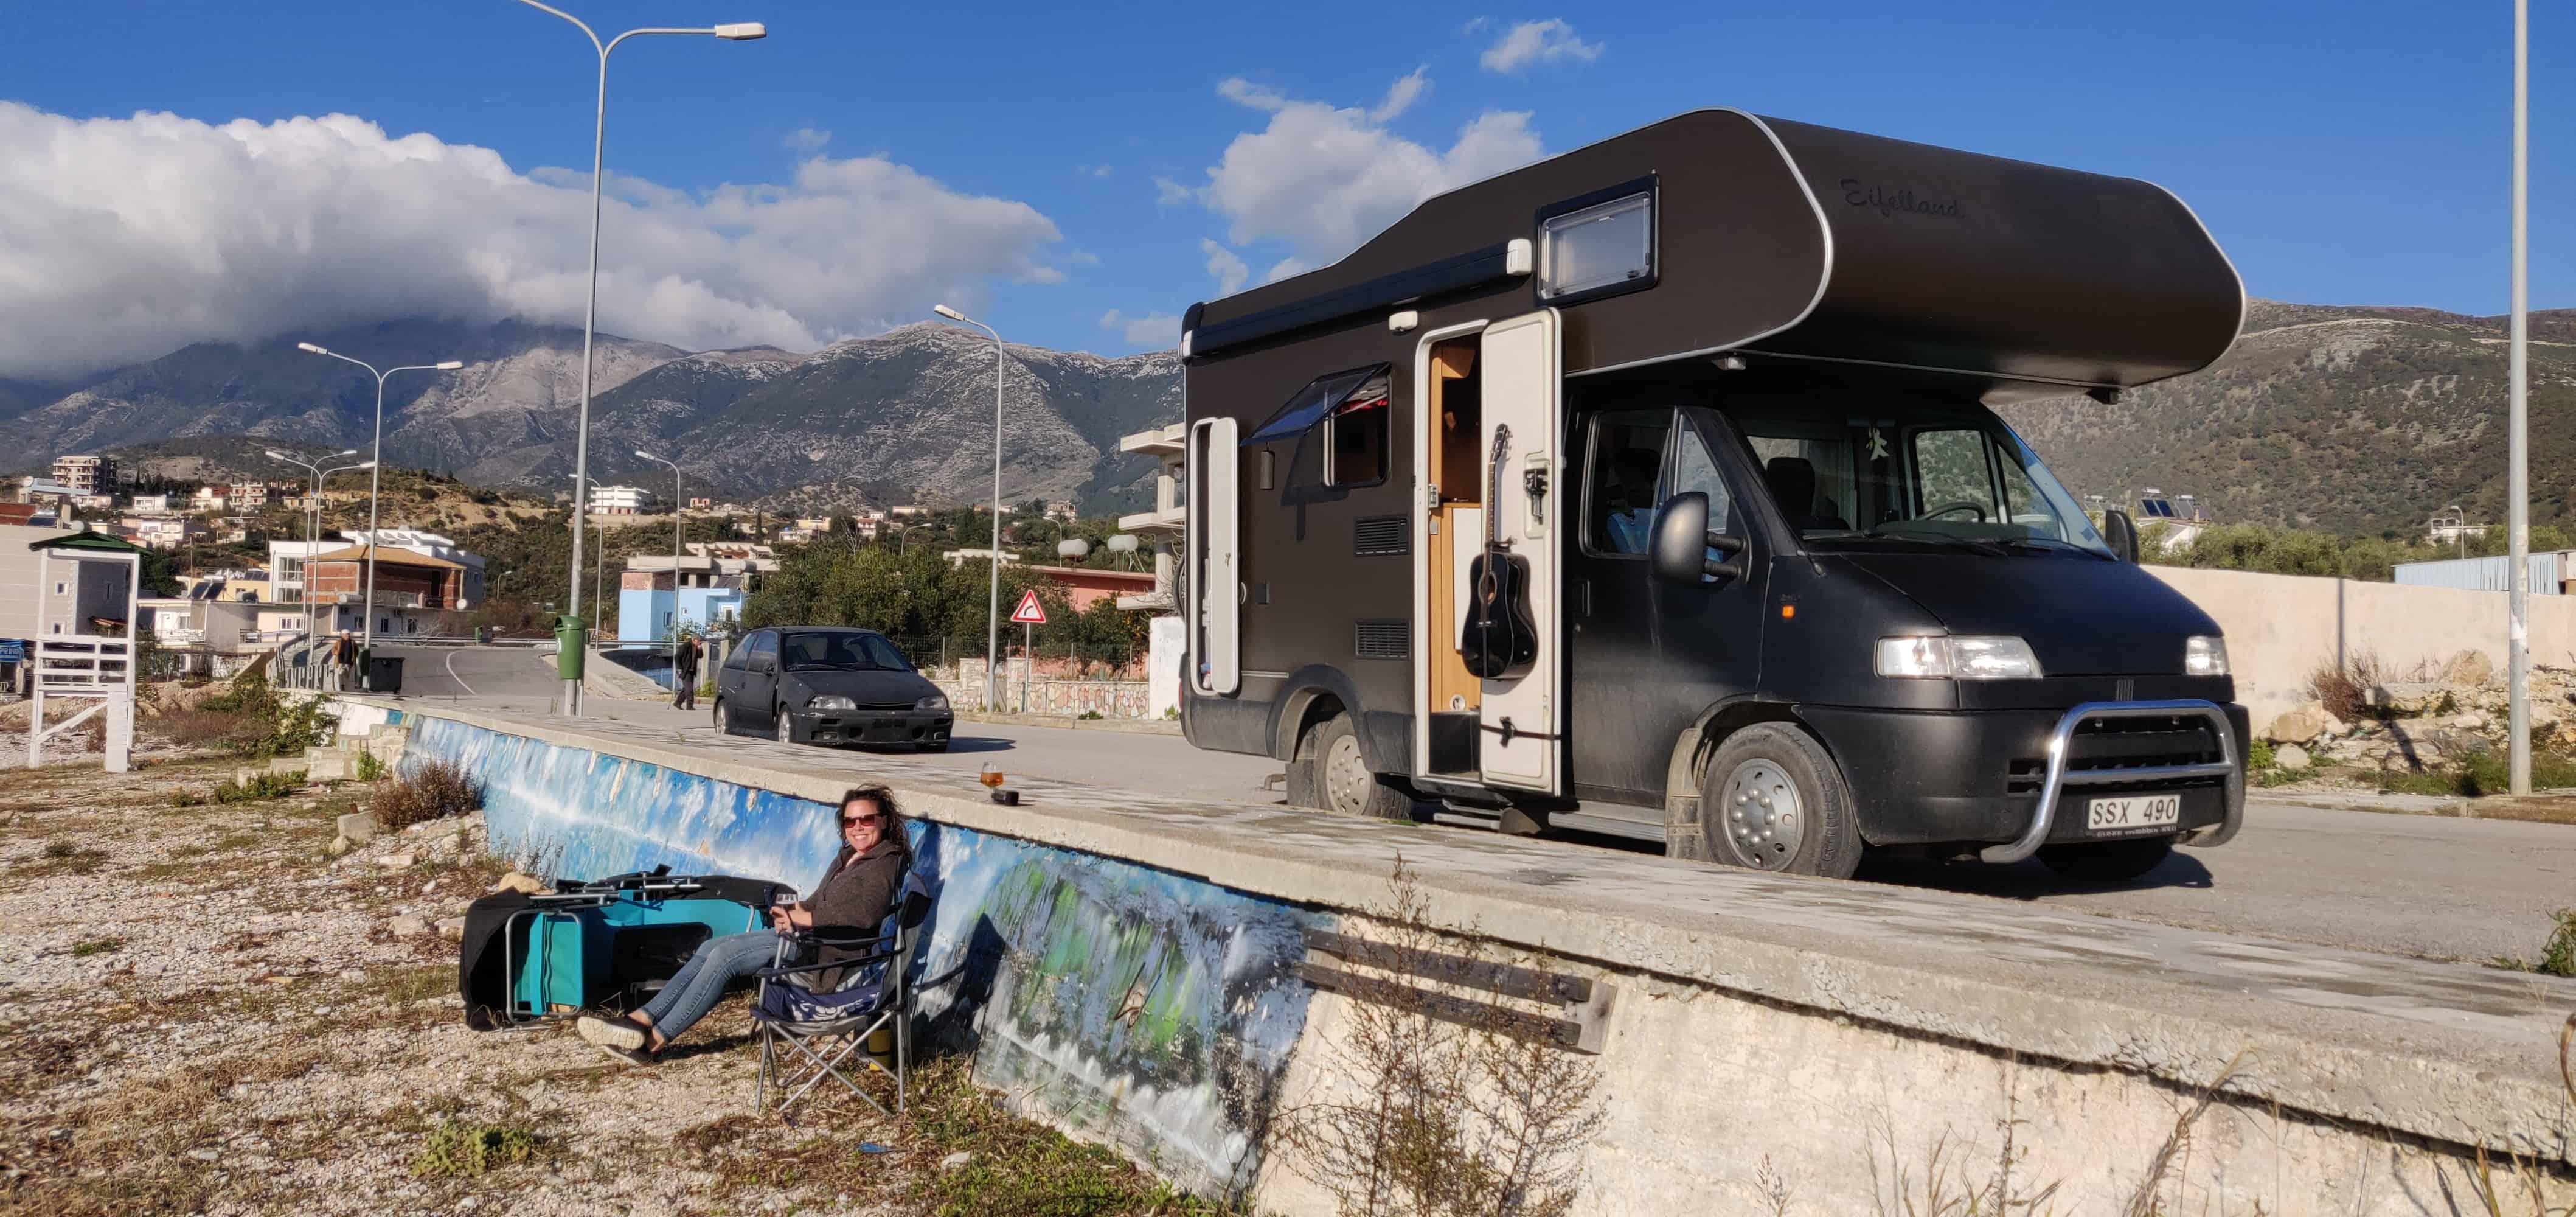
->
[[713, 627, 955, 751]]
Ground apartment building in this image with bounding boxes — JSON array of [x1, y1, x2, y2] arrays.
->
[[588, 484, 654, 514], [51, 455, 118, 495]]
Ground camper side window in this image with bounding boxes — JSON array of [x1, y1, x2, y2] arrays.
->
[[1325, 374, 1390, 487], [1247, 364, 1392, 490]]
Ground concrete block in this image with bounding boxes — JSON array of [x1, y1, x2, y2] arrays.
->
[[335, 811, 380, 845]]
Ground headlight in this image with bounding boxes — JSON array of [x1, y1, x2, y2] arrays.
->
[[1876, 635, 2044, 680], [806, 694, 856, 711], [916, 694, 950, 712], [2184, 635, 2229, 677]]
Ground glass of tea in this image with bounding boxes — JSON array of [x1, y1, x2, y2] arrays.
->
[[979, 765, 1005, 790]]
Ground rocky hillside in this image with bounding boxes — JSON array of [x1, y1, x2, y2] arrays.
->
[[11, 299, 2572, 531], [2001, 301, 2576, 534]]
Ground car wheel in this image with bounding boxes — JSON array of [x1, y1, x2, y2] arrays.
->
[[1299, 712, 1414, 820], [774, 705, 793, 745], [1697, 723, 1863, 879], [712, 700, 731, 734], [2036, 837, 2175, 882]]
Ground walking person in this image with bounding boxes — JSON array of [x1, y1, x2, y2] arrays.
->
[[673, 632, 701, 711], [330, 630, 358, 692], [575, 786, 909, 1064]]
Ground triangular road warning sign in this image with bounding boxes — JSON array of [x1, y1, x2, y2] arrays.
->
[[1010, 588, 1048, 624]]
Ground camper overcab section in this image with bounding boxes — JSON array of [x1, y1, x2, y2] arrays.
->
[[1176, 109, 2248, 880]]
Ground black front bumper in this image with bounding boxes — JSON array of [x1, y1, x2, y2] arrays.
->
[[785, 709, 954, 748], [1800, 702, 2249, 848]]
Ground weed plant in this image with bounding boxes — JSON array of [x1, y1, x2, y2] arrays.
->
[[373, 759, 479, 831], [212, 771, 304, 804], [410, 1119, 542, 1179]]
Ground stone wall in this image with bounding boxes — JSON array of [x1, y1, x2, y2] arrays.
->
[[935, 675, 1152, 719], [2150, 565, 2576, 735]]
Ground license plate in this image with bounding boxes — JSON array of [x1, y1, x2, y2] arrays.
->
[[2086, 794, 2180, 835]]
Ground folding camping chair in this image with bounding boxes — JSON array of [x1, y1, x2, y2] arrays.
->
[[751, 871, 935, 1122]]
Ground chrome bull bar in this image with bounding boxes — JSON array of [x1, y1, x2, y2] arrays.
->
[[1979, 699, 2243, 865]]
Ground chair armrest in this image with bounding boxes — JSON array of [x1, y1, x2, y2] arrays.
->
[[757, 944, 899, 980]]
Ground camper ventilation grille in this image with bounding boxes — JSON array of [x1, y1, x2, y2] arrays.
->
[[1353, 620, 1409, 660], [1354, 515, 1410, 556]]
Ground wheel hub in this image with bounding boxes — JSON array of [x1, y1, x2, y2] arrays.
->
[[1324, 734, 1370, 814], [1720, 759, 1805, 869]]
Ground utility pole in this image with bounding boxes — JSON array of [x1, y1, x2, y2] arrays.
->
[[2508, 0, 2532, 795]]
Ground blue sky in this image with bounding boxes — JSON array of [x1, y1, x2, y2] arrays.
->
[[2, 0, 2563, 373]]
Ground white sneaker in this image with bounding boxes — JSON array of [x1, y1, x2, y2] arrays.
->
[[575, 1015, 647, 1052]]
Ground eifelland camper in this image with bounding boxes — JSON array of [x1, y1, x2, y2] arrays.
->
[[1172, 108, 2247, 880]]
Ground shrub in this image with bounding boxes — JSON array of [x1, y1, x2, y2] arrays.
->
[[355, 750, 386, 782], [2248, 738, 2276, 770], [2493, 908, 2576, 977], [410, 1119, 540, 1178], [1077, 709, 1105, 720], [212, 770, 305, 803], [375, 758, 481, 831], [198, 675, 338, 760], [2305, 651, 2387, 724]]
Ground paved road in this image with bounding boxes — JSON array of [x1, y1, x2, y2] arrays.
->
[[380, 644, 2575, 965]]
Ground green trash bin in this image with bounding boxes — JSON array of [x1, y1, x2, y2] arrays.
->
[[553, 616, 588, 682]]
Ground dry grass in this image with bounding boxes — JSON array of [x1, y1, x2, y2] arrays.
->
[[2305, 649, 2389, 723], [374, 759, 479, 831], [145, 706, 262, 753]]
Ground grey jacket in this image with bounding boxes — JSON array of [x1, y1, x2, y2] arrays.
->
[[805, 837, 906, 987]]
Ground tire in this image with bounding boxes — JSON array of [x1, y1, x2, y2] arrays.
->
[[2036, 837, 2175, 882], [774, 705, 794, 745], [1300, 713, 1415, 820], [1697, 723, 1863, 879], [712, 700, 731, 734]]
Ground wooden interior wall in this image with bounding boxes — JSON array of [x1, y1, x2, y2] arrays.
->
[[1427, 341, 1481, 720]]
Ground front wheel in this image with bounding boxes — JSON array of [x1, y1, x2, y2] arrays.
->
[[774, 705, 793, 745], [712, 700, 731, 734], [1299, 713, 1415, 820], [2036, 837, 2175, 882], [1695, 724, 1863, 879]]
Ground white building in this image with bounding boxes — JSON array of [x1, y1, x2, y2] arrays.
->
[[336, 529, 489, 607], [128, 516, 206, 550], [588, 484, 654, 514], [130, 493, 172, 514], [192, 486, 228, 512], [227, 482, 272, 509], [51, 455, 117, 495], [942, 548, 1023, 568], [266, 539, 333, 603]]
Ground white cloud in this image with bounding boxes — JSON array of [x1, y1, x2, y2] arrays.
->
[[782, 127, 832, 154], [1098, 309, 1181, 348], [1187, 77, 1543, 262], [1153, 176, 1194, 206], [1370, 67, 1431, 122], [1463, 16, 1490, 34], [1076, 163, 1114, 178], [1263, 257, 1311, 284], [1478, 19, 1603, 74], [1215, 78, 1290, 112], [1201, 239, 1251, 296], [0, 103, 1066, 377]]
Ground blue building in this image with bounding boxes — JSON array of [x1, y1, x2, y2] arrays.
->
[[615, 551, 764, 644]]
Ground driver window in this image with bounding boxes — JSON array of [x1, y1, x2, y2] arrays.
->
[[1582, 410, 1671, 557], [1911, 429, 1999, 520]]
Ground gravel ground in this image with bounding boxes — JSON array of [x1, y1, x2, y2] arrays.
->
[[0, 752, 915, 1217]]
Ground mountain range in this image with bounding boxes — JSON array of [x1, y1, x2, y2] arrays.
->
[[7, 299, 2571, 533]]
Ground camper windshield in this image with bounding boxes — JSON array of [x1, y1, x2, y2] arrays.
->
[[1723, 404, 2113, 559]]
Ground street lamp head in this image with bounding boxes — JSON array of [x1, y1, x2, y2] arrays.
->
[[636, 450, 661, 462], [712, 21, 766, 39], [264, 449, 292, 461], [336, 448, 358, 456], [356, 461, 377, 470], [296, 342, 330, 355], [434, 361, 464, 371], [932, 304, 965, 322]]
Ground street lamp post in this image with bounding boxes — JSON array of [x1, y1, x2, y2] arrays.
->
[[636, 450, 683, 564], [264, 448, 359, 676], [296, 343, 461, 668], [932, 304, 1007, 709], [511, 1, 766, 716]]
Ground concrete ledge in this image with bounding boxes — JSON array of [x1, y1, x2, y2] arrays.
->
[[350, 697, 2576, 1171]]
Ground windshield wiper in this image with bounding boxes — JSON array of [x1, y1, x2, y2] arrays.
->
[[1863, 526, 2012, 556], [1994, 536, 2111, 559]]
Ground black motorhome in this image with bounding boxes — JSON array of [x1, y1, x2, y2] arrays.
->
[[1176, 109, 2247, 880]]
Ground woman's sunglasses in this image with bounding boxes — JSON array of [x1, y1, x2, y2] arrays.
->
[[842, 814, 883, 828]]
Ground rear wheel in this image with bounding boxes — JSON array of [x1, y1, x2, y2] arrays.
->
[[2036, 837, 2175, 882], [1300, 713, 1414, 820], [1698, 724, 1863, 879]]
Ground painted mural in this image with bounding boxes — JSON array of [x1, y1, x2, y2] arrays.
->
[[403, 715, 1321, 1196]]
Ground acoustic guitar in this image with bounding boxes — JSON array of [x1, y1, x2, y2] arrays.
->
[[1460, 424, 1538, 680]]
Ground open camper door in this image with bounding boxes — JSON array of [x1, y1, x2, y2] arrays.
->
[[1476, 309, 1563, 793], [1187, 416, 1241, 696]]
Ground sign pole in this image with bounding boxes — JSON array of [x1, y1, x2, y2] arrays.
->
[[1021, 621, 1032, 714]]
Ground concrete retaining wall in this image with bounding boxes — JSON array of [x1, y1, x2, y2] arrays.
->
[[363, 700, 2576, 1213], [934, 676, 1151, 719], [2151, 565, 2576, 732]]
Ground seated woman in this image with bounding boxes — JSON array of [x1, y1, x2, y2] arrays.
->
[[576, 784, 911, 1064]]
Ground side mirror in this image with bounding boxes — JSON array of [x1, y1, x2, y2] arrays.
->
[[2102, 508, 2139, 563], [1650, 492, 1747, 585]]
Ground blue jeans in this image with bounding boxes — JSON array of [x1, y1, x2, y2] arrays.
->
[[638, 930, 786, 1043]]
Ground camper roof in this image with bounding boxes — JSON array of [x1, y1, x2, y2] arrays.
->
[[1183, 108, 2243, 402]]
